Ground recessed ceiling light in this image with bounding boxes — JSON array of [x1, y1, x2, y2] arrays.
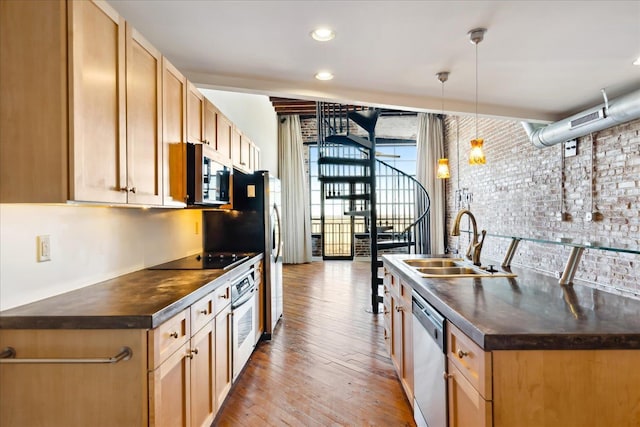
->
[[310, 28, 335, 42], [315, 71, 334, 81], [634, 56, 640, 66]]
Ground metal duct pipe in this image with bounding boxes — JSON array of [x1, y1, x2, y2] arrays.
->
[[522, 87, 640, 148]]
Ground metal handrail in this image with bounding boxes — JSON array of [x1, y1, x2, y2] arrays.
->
[[0, 346, 133, 364]]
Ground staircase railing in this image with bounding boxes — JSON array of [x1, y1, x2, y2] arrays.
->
[[375, 158, 430, 255]]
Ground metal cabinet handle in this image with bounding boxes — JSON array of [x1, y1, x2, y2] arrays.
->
[[199, 309, 209, 315], [169, 331, 179, 339], [457, 349, 469, 358], [395, 305, 403, 312], [129, 187, 136, 194], [218, 294, 228, 299], [443, 372, 453, 380], [0, 346, 132, 364]]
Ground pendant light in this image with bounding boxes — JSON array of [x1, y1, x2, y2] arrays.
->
[[468, 28, 487, 165], [436, 71, 451, 179]]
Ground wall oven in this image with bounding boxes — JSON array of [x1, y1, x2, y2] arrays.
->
[[231, 269, 256, 381]]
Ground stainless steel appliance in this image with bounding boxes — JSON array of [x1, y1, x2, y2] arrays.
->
[[412, 291, 447, 427], [231, 268, 256, 381], [148, 252, 251, 270], [186, 142, 231, 206], [202, 170, 283, 339]]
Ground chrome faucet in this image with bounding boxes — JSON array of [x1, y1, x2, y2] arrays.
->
[[451, 209, 486, 266]]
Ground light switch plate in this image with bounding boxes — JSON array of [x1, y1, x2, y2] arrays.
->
[[247, 185, 256, 198], [37, 235, 51, 262]]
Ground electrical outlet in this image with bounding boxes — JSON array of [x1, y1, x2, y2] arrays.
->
[[585, 212, 593, 222], [37, 235, 51, 262]]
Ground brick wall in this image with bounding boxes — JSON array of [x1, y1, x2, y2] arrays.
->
[[443, 116, 640, 298]]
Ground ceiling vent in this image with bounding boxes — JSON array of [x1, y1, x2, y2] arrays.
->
[[569, 108, 605, 129]]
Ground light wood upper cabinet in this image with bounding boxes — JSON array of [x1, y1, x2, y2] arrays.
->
[[187, 82, 205, 145], [0, 0, 163, 205], [125, 24, 162, 205], [231, 126, 242, 168], [68, 0, 127, 204], [216, 114, 233, 161], [203, 99, 217, 148], [162, 58, 188, 207]]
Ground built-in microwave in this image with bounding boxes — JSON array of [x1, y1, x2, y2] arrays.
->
[[186, 143, 231, 206]]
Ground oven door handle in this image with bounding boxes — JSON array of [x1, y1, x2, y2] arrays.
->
[[232, 287, 255, 310]]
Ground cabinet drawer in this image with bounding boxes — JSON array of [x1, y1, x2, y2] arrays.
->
[[191, 292, 215, 334], [149, 308, 190, 369], [212, 283, 231, 316], [447, 321, 492, 399]]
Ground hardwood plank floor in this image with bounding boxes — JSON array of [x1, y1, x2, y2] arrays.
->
[[214, 261, 415, 426]]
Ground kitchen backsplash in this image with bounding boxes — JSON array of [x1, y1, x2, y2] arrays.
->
[[0, 205, 202, 310], [444, 116, 639, 298]]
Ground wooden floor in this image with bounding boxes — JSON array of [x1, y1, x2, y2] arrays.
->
[[214, 261, 416, 426]]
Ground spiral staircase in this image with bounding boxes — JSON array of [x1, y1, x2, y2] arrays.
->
[[316, 102, 431, 313]]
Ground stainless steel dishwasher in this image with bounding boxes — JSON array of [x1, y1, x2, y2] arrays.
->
[[412, 291, 447, 427]]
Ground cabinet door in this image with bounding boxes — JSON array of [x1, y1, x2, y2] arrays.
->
[[162, 58, 187, 206], [125, 25, 162, 205], [216, 114, 232, 161], [0, 329, 148, 427], [400, 283, 414, 403], [187, 82, 204, 144], [447, 360, 492, 427], [240, 135, 251, 170], [149, 343, 191, 427], [190, 323, 215, 427], [203, 99, 217, 147], [0, 0, 68, 203], [214, 304, 232, 411], [231, 127, 242, 167], [68, 0, 126, 203], [391, 295, 402, 374]]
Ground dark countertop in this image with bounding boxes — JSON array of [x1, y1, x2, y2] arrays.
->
[[0, 253, 263, 330], [383, 254, 640, 351]]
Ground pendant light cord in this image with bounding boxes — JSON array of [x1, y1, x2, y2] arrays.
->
[[475, 41, 478, 139]]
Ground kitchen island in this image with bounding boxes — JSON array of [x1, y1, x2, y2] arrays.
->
[[382, 253, 640, 427], [0, 253, 263, 427]]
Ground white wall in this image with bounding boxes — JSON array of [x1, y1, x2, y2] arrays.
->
[[0, 205, 202, 310], [199, 89, 278, 176]]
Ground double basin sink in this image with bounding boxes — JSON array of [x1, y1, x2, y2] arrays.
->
[[403, 258, 517, 278]]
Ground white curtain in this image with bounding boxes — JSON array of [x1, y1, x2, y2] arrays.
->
[[277, 115, 312, 264], [416, 113, 446, 254]]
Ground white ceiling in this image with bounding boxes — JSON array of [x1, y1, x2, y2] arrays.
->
[[109, 0, 640, 122]]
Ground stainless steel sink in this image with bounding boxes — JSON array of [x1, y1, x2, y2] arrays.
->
[[403, 258, 462, 268], [417, 266, 482, 276], [402, 257, 517, 278]]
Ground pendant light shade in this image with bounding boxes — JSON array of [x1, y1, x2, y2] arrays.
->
[[436, 71, 450, 179], [469, 138, 486, 165], [469, 28, 487, 166], [437, 158, 451, 178]]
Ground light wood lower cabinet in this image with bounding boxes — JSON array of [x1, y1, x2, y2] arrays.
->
[[0, 283, 238, 427], [447, 359, 492, 427], [214, 304, 232, 411], [0, 329, 149, 427], [383, 268, 414, 405]]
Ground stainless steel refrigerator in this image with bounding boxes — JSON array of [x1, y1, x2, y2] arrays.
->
[[202, 170, 283, 339]]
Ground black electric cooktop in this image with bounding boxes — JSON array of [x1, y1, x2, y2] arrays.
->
[[148, 252, 251, 270]]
